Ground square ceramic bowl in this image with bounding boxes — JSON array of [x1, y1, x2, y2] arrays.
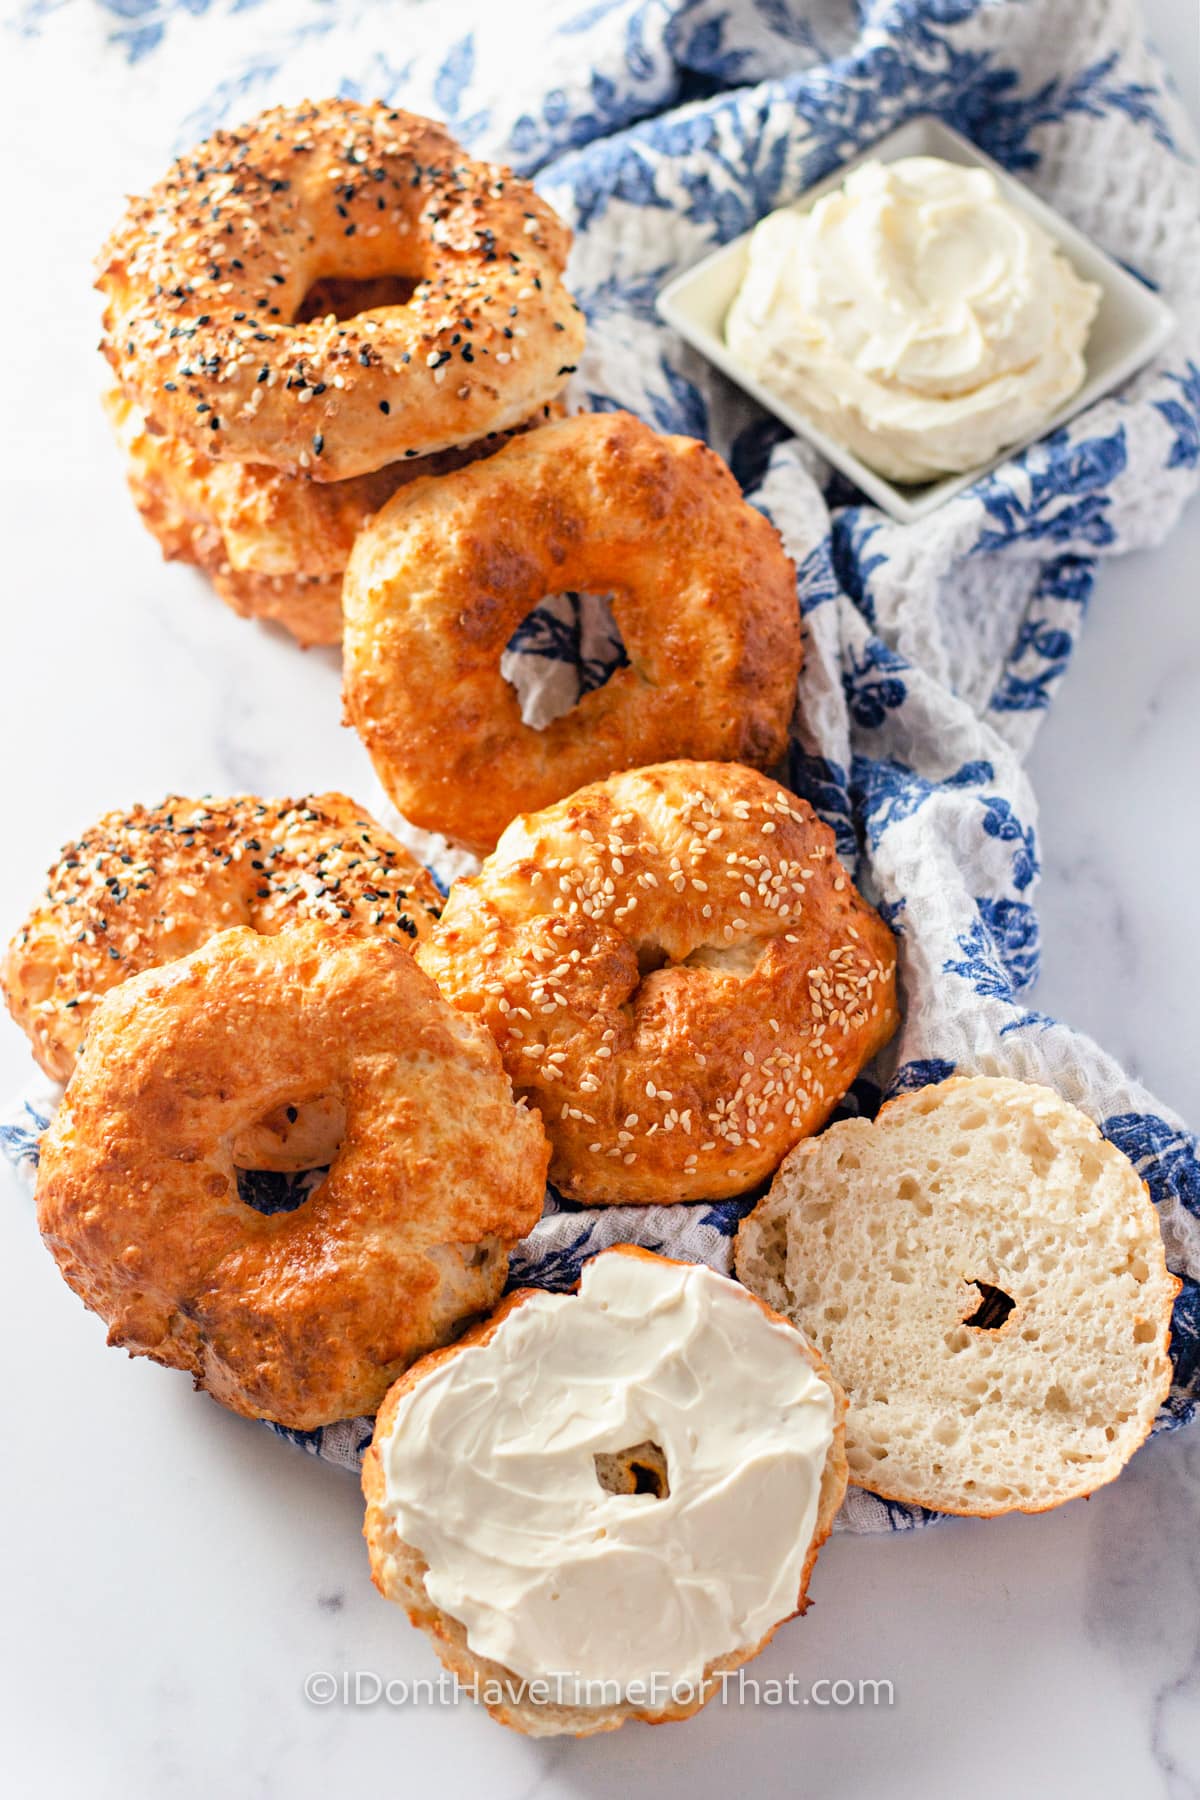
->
[[656, 114, 1177, 524]]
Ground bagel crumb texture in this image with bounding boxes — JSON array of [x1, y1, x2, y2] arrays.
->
[[736, 1075, 1180, 1516]]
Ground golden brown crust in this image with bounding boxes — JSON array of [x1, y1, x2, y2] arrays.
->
[[105, 386, 566, 647], [417, 761, 897, 1203], [98, 99, 585, 480], [362, 1245, 848, 1736], [210, 567, 346, 647], [343, 410, 803, 852], [2, 792, 443, 1083], [35, 924, 550, 1428]]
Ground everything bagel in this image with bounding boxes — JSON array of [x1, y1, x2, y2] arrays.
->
[[417, 761, 898, 1203], [2, 793, 442, 1086], [35, 925, 550, 1428], [98, 99, 584, 480], [343, 412, 803, 852]]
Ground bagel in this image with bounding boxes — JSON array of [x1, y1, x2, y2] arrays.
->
[[417, 761, 897, 1203], [2, 793, 442, 1089], [105, 387, 565, 646], [209, 567, 347, 648], [363, 1246, 847, 1736], [343, 411, 802, 852], [735, 1076, 1180, 1515], [98, 99, 585, 480], [35, 924, 550, 1429]]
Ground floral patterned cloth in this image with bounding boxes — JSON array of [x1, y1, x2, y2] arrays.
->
[[6, 0, 1200, 1532]]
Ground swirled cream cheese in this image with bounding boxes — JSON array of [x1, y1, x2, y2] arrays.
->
[[725, 156, 1101, 482], [377, 1250, 836, 1695]]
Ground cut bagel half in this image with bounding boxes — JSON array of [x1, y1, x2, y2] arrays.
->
[[736, 1076, 1178, 1516]]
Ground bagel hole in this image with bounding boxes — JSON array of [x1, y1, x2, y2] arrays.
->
[[962, 1280, 1016, 1331], [295, 272, 419, 323], [235, 1167, 327, 1216], [231, 1093, 346, 1215], [633, 937, 764, 987], [501, 592, 629, 728], [636, 941, 670, 978], [681, 940, 763, 977], [593, 1440, 670, 1501]]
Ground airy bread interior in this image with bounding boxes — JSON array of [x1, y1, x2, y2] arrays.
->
[[736, 1075, 1178, 1516]]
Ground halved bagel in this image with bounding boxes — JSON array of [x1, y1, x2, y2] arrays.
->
[[736, 1076, 1178, 1516]]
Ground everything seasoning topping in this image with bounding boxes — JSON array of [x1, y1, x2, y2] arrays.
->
[[97, 98, 584, 475], [14, 795, 441, 1062]]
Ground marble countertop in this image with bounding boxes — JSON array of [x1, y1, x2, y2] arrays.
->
[[1, 4, 1197, 1795]]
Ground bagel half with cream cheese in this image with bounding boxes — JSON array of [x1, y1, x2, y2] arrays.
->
[[363, 1246, 847, 1735]]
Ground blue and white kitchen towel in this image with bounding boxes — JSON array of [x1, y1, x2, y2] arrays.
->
[[6, 0, 1200, 1533]]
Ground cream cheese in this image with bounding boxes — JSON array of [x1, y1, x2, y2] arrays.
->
[[725, 155, 1101, 482], [377, 1251, 836, 1696]]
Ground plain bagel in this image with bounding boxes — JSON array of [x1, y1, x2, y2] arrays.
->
[[104, 386, 565, 646], [34, 924, 549, 1429], [343, 411, 803, 852]]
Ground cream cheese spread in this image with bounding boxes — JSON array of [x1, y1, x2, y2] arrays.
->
[[725, 155, 1100, 482], [377, 1251, 836, 1695]]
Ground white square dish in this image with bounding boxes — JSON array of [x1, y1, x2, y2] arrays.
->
[[656, 114, 1178, 525]]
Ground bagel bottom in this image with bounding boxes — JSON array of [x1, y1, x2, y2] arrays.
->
[[363, 1248, 848, 1735], [106, 387, 565, 647]]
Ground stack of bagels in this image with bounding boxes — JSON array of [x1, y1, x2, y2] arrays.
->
[[3, 97, 1179, 1737], [99, 101, 583, 646]]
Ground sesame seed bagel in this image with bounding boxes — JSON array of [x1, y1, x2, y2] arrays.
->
[[417, 762, 898, 1204], [343, 411, 803, 853], [104, 386, 565, 646], [2, 793, 442, 1089], [35, 924, 550, 1429], [363, 1247, 847, 1736], [736, 1077, 1180, 1515], [98, 99, 585, 480]]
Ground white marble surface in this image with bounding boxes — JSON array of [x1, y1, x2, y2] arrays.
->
[[2, 4, 1198, 1796]]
